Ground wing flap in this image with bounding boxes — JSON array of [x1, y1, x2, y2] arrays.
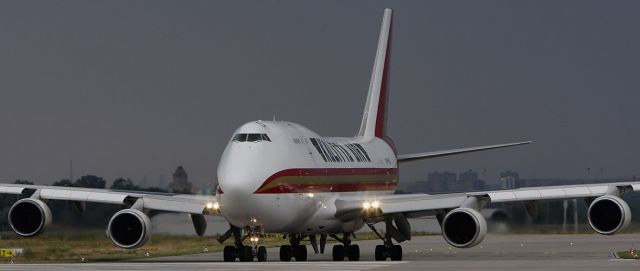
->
[[142, 197, 208, 214], [40, 189, 129, 204], [0, 186, 25, 194]]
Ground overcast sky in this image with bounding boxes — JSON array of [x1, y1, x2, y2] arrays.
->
[[0, 1, 638, 188]]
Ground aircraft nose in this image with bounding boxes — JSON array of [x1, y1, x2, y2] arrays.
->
[[219, 177, 251, 198]]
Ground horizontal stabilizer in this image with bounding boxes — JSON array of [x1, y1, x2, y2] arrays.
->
[[397, 141, 531, 162]]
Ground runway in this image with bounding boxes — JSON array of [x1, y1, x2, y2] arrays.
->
[[1, 234, 639, 270]]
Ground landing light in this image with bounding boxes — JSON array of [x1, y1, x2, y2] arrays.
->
[[362, 200, 381, 210], [206, 202, 220, 210]]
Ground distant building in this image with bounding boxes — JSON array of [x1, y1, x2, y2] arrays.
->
[[500, 170, 523, 189], [425, 171, 456, 193], [169, 166, 193, 194], [457, 170, 483, 191], [408, 180, 430, 193]]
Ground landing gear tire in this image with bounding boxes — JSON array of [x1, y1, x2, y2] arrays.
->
[[294, 245, 307, 261], [390, 245, 402, 261], [347, 245, 360, 261], [332, 245, 345, 261], [223, 246, 236, 262], [280, 245, 292, 262], [257, 246, 267, 262], [374, 245, 386, 261], [239, 246, 253, 262]]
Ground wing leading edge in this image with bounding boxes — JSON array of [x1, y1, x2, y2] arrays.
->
[[396, 141, 532, 162]]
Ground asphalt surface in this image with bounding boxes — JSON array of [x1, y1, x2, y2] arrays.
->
[[1, 234, 639, 270]]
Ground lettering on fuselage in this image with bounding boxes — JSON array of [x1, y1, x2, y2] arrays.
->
[[309, 138, 371, 163]]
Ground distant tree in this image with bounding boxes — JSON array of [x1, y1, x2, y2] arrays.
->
[[75, 175, 106, 188], [139, 187, 169, 193], [110, 178, 139, 190], [13, 179, 33, 185], [52, 179, 75, 187]]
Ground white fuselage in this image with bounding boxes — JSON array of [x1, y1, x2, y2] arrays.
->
[[216, 121, 398, 234]]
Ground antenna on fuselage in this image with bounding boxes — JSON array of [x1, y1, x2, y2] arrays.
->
[[273, 115, 276, 121]]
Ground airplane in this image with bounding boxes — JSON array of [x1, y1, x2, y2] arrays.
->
[[1, 8, 639, 263]]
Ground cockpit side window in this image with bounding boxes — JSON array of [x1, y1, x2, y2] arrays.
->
[[232, 133, 271, 143]]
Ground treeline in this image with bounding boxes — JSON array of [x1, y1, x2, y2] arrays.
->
[[0, 175, 169, 231]]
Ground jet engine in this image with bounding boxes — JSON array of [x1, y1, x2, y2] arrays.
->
[[8, 198, 52, 237], [107, 209, 151, 249], [442, 207, 487, 248], [587, 195, 631, 235]]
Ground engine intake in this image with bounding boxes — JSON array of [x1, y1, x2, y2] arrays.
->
[[107, 209, 151, 249], [442, 207, 487, 248], [588, 195, 631, 235], [8, 198, 52, 237]]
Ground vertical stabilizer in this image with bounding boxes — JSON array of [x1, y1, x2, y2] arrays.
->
[[358, 8, 392, 139]]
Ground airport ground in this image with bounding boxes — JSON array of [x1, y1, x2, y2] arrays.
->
[[1, 233, 639, 271]]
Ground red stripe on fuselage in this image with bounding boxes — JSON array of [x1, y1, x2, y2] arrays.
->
[[254, 167, 398, 194]]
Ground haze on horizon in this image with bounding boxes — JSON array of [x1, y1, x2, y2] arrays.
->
[[0, 1, 638, 189]]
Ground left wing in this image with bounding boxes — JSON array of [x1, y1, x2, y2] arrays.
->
[[397, 141, 532, 162], [335, 181, 640, 247], [336, 182, 640, 218]]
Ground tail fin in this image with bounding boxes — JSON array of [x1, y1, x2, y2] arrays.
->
[[358, 8, 392, 139]]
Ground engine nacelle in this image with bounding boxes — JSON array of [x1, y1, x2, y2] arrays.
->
[[588, 195, 631, 235], [8, 198, 52, 237], [107, 209, 151, 249], [442, 207, 487, 248]]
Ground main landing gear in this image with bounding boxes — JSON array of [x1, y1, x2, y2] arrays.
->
[[367, 218, 403, 261], [330, 233, 360, 261], [221, 225, 267, 262], [279, 233, 308, 261]]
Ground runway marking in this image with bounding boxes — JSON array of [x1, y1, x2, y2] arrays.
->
[[0, 261, 406, 271]]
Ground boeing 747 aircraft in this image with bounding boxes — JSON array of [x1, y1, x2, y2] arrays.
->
[[1, 8, 638, 262]]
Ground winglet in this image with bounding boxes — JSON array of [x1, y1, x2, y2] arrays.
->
[[358, 8, 393, 139]]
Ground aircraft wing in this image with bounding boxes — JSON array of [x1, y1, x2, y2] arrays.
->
[[396, 141, 532, 162], [0, 183, 220, 215], [334, 181, 640, 220]]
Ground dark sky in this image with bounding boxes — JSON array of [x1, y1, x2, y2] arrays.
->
[[1, 1, 638, 189]]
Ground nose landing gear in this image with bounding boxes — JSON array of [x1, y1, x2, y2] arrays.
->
[[219, 224, 267, 262]]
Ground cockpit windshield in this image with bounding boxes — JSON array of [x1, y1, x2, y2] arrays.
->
[[232, 133, 271, 142]]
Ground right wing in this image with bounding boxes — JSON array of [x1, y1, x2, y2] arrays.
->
[[0, 183, 221, 242], [0, 183, 220, 215]]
